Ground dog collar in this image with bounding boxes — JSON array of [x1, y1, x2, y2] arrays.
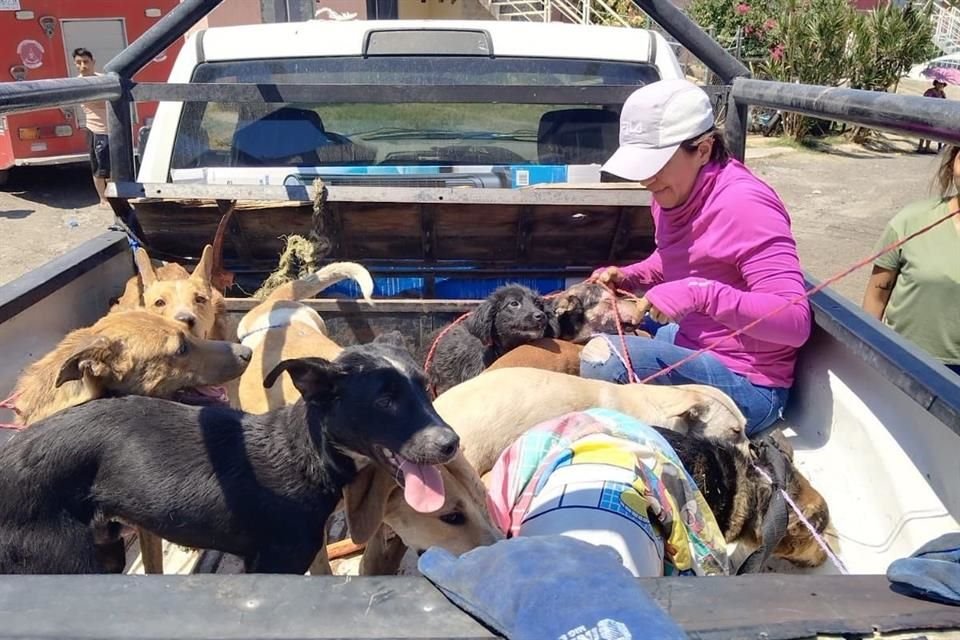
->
[[237, 322, 289, 344]]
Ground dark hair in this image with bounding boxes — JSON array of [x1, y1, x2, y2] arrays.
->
[[679, 127, 730, 164], [72, 48, 94, 60], [936, 145, 960, 197]]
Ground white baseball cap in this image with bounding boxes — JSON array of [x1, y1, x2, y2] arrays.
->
[[602, 79, 717, 182]]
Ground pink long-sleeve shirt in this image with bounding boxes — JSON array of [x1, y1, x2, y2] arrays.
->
[[613, 159, 811, 388]]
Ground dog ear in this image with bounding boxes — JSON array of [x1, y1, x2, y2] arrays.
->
[[551, 294, 574, 316], [343, 464, 397, 544], [465, 300, 496, 344], [207, 291, 229, 341], [134, 248, 158, 288], [55, 336, 116, 388], [263, 357, 346, 400], [191, 244, 215, 284]]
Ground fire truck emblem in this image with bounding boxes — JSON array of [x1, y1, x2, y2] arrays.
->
[[17, 39, 45, 70]]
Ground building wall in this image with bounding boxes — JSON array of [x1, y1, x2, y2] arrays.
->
[[400, 0, 494, 20]]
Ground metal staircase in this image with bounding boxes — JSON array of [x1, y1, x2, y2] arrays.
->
[[931, 0, 960, 55], [478, 0, 634, 27]]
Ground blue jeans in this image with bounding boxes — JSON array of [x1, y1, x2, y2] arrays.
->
[[580, 325, 789, 437]]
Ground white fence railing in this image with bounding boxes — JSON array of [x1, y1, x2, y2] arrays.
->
[[931, 0, 960, 54], [481, 0, 634, 27]]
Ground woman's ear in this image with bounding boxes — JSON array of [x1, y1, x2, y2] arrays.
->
[[698, 136, 714, 166]]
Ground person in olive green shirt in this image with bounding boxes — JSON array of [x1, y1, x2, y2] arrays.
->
[[863, 146, 960, 376]]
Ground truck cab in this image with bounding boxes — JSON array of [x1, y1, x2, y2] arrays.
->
[[138, 20, 684, 189]]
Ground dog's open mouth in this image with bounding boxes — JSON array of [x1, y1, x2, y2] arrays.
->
[[173, 385, 230, 407], [377, 446, 446, 514], [518, 326, 546, 339]]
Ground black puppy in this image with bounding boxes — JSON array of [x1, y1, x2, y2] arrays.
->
[[425, 284, 557, 396], [0, 340, 459, 575]]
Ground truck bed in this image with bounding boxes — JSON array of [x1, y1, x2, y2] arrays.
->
[[1, 231, 960, 638]]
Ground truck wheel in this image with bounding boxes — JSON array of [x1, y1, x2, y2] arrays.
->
[[0, 169, 9, 187]]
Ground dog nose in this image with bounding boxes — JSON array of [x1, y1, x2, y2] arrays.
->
[[532, 310, 545, 321], [233, 344, 253, 363], [403, 426, 460, 463], [174, 311, 196, 328], [435, 432, 460, 460]]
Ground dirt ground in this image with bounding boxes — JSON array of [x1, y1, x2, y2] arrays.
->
[[0, 134, 945, 304]]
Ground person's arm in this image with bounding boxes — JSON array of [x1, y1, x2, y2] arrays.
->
[[862, 266, 898, 320], [861, 216, 904, 320], [644, 184, 811, 348], [618, 250, 664, 288]]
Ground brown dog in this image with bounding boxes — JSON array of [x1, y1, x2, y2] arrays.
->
[[342, 451, 501, 575], [486, 338, 584, 375], [551, 281, 648, 344], [7, 310, 252, 575], [111, 245, 228, 341], [10, 310, 251, 426], [659, 428, 831, 570], [234, 261, 375, 415]]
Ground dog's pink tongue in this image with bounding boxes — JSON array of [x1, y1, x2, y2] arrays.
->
[[399, 458, 445, 513]]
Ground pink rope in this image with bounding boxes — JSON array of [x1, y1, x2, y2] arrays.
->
[[752, 463, 849, 574]]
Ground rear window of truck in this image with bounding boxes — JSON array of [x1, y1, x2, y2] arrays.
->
[[169, 56, 660, 173]]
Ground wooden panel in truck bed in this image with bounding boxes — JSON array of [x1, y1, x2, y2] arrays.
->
[[125, 185, 656, 283]]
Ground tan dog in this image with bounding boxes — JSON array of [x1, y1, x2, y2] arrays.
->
[[234, 262, 375, 415], [10, 310, 251, 426], [486, 338, 584, 376], [359, 366, 750, 575], [342, 451, 502, 575], [112, 246, 228, 341], [7, 310, 252, 575], [436, 367, 749, 474]]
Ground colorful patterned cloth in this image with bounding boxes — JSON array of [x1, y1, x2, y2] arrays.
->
[[486, 408, 730, 577]]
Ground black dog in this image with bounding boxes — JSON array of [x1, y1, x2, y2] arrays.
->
[[425, 284, 557, 396], [0, 339, 459, 575]]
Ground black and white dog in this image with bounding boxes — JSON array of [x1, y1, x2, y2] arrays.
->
[[0, 339, 459, 575]]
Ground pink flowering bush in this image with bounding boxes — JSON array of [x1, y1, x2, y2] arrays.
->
[[689, 0, 781, 59]]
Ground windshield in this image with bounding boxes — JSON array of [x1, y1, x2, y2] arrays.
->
[[170, 56, 659, 180]]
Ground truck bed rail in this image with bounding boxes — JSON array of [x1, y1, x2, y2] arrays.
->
[[0, 573, 956, 639]]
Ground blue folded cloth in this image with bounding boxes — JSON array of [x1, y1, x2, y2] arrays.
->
[[418, 535, 688, 640], [887, 532, 960, 606]]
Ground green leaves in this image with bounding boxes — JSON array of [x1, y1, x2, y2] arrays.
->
[[688, 0, 936, 140]]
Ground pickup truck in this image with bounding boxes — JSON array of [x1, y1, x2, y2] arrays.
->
[[1, 4, 959, 638]]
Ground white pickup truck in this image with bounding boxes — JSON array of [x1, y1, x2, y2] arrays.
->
[[1, 16, 958, 640]]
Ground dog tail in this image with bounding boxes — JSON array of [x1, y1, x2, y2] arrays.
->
[[264, 262, 375, 303]]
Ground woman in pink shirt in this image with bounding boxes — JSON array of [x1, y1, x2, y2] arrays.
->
[[582, 79, 811, 436]]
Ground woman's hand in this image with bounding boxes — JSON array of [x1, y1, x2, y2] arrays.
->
[[591, 266, 626, 287], [635, 296, 674, 324]]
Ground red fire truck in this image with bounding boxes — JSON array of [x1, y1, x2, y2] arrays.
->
[[0, 0, 183, 185]]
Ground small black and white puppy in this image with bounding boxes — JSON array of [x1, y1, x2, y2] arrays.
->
[[426, 284, 558, 397], [0, 339, 459, 575]]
